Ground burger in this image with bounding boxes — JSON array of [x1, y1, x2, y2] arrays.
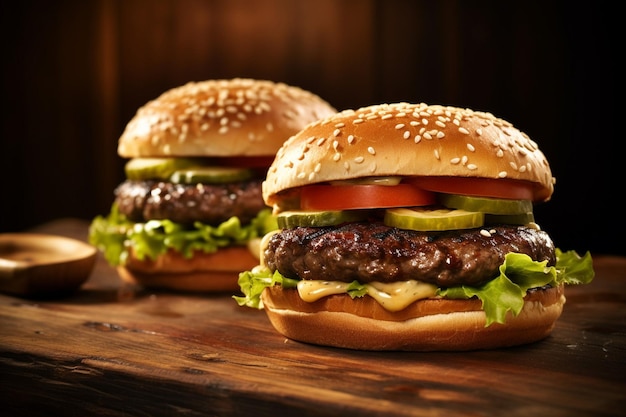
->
[[89, 78, 337, 292], [234, 102, 595, 351]]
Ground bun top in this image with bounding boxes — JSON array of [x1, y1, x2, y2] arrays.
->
[[117, 78, 337, 158], [264, 102, 555, 205]]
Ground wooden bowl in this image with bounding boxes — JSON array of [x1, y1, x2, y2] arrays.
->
[[0, 233, 97, 298]]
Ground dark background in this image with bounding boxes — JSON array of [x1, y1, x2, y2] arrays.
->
[[1, 0, 621, 256]]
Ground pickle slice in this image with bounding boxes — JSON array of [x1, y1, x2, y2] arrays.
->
[[125, 157, 203, 181], [277, 210, 370, 228], [170, 167, 254, 184], [484, 212, 535, 225], [329, 176, 403, 186], [384, 207, 484, 231], [439, 194, 532, 215]]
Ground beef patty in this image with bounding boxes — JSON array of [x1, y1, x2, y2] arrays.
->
[[114, 179, 266, 225], [264, 222, 555, 288]]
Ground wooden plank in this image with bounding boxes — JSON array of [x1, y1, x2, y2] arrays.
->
[[0, 220, 624, 416]]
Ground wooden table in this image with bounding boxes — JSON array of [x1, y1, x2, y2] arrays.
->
[[1, 219, 624, 417]]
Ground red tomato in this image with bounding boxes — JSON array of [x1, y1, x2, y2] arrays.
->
[[300, 184, 436, 211], [216, 156, 276, 168], [406, 177, 535, 201]]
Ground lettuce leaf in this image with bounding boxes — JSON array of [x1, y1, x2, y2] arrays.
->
[[234, 249, 595, 326], [89, 203, 278, 266]]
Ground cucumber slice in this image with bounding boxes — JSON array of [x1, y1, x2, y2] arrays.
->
[[485, 212, 535, 225], [170, 167, 254, 184], [384, 207, 484, 231], [125, 157, 203, 181], [439, 194, 532, 215], [277, 210, 370, 228]]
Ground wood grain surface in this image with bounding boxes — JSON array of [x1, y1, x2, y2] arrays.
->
[[0, 219, 624, 417]]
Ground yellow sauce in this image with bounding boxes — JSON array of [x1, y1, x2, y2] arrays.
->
[[297, 279, 438, 311]]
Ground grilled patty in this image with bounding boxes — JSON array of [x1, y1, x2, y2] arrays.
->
[[264, 222, 555, 288], [114, 179, 266, 225]]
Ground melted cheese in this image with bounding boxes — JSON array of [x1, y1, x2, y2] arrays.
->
[[297, 279, 438, 312], [259, 229, 281, 267]]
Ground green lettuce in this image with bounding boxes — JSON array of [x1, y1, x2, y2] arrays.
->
[[89, 203, 278, 266], [233, 249, 595, 327]]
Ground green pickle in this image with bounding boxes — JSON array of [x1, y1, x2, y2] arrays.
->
[[484, 212, 535, 225], [170, 167, 254, 184], [439, 194, 532, 215], [277, 210, 370, 228], [384, 207, 484, 231], [125, 157, 203, 180]]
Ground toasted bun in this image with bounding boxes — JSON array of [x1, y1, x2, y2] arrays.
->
[[264, 103, 555, 206], [118, 246, 259, 292], [118, 78, 337, 158], [260, 284, 565, 351]]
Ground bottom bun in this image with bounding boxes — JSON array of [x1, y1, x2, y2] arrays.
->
[[118, 246, 258, 292], [260, 284, 566, 351]]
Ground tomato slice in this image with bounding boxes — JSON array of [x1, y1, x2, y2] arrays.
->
[[406, 177, 535, 201], [214, 156, 276, 168], [300, 184, 436, 211]]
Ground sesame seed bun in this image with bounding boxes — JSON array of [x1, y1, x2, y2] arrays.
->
[[118, 246, 259, 292], [117, 78, 337, 158], [261, 284, 565, 351], [263, 102, 555, 208]]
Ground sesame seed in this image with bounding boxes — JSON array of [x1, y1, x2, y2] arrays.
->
[[333, 129, 341, 137], [354, 156, 364, 163], [434, 149, 440, 160], [467, 143, 475, 152], [450, 157, 461, 164], [414, 135, 421, 143], [333, 153, 341, 161], [498, 171, 507, 178], [353, 119, 364, 124], [368, 146, 376, 155], [467, 164, 477, 170], [480, 229, 491, 237], [435, 120, 446, 128], [410, 121, 419, 126], [382, 114, 393, 120], [423, 132, 433, 140], [317, 137, 326, 146], [403, 131, 411, 139], [395, 123, 405, 130], [335, 122, 345, 128], [347, 135, 355, 144], [436, 131, 445, 139], [459, 127, 470, 135]]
